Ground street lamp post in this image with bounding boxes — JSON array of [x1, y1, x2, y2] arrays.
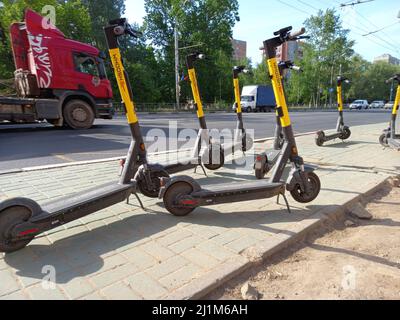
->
[[174, 25, 180, 111]]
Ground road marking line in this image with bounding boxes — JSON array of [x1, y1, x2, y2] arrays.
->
[[52, 154, 75, 162]]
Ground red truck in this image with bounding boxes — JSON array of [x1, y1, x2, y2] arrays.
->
[[0, 9, 114, 129]]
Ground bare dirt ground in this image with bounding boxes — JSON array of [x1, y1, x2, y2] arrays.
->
[[208, 181, 400, 300]]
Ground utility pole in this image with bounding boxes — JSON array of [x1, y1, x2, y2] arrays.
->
[[174, 25, 180, 111], [389, 80, 394, 102]]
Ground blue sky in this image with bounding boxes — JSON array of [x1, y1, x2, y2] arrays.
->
[[126, 0, 400, 65]]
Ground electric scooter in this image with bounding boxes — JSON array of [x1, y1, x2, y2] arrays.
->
[[179, 54, 253, 171], [254, 60, 301, 179], [0, 18, 168, 253], [158, 26, 321, 217], [232, 66, 254, 153], [122, 53, 226, 180], [315, 76, 351, 146], [379, 74, 400, 150]]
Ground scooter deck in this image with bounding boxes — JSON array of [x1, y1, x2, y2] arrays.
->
[[31, 182, 135, 223], [164, 158, 199, 174], [388, 138, 400, 150], [191, 180, 285, 206]]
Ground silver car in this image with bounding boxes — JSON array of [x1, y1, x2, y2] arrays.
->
[[384, 101, 394, 110], [349, 100, 369, 110], [370, 100, 385, 109]]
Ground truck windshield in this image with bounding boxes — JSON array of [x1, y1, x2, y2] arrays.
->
[[74, 53, 107, 79], [241, 96, 254, 102]]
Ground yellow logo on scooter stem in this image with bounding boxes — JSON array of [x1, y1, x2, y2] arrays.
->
[[337, 85, 343, 112], [267, 58, 291, 128], [109, 48, 138, 124], [188, 68, 204, 118], [233, 78, 242, 113], [393, 86, 400, 116]]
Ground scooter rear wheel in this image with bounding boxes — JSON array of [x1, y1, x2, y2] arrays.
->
[[163, 182, 195, 217], [0, 206, 34, 253], [138, 170, 170, 198], [379, 133, 389, 147], [290, 172, 321, 204]]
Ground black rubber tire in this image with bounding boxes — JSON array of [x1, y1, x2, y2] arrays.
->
[[340, 127, 351, 140], [315, 132, 325, 147], [138, 170, 170, 199], [63, 100, 95, 130], [0, 206, 34, 253], [255, 167, 266, 180], [290, 172, 321, 204], [379, 133, 389, 147], [163, 182, 195, 217], [246, 107, 252, 113], [203, 146, 225, 171]]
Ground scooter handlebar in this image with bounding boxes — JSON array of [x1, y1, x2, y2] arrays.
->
[[110, 18, 142, 38], [386, 74, 400, 84]]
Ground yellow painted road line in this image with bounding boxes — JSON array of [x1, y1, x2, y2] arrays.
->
[[52, 154, 75, 162]]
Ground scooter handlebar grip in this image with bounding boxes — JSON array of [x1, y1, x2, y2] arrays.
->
[[289, 27, 306, 40]]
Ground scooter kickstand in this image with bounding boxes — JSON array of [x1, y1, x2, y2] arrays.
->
[[277, 193, 292, 214], [126, 193, 146, 211], [194, 164, 208, 177]]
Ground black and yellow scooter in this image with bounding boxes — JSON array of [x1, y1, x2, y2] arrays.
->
[[380, 74, 400, 150], [120, 55, 227, 189], [315, 76, 351, 146], [232, 66, 254, 153], [254, 60, 301, 180], [0, 19, 169, 253], [159, 26, 321, 217]]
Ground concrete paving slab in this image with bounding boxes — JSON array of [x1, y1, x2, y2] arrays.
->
[[0, 122, 398, 300]]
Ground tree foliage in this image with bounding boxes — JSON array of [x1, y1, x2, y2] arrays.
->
[[144, 0, 240, 103]]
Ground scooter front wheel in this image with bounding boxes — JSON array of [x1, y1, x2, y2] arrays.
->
[[0, 206, 34, 253], [290, 172, 321, 204], [138, 170, 170, 198], [340, 126, 351, 140], [379, 133, 389, 147], [203, 146, 225, 171], [163, 182, 195, 217], [315, 131, 325, 147]]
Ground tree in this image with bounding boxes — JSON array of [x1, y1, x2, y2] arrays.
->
[[81, 0, 125, 50], [144, 0, 240, 104], [286, 9, 355, 107]]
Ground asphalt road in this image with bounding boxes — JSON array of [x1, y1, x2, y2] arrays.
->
[[0, 110, 392, 171]]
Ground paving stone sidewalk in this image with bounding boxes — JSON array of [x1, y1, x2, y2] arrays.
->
[[0, 123, 399, 300]]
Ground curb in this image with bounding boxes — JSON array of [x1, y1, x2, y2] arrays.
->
[[163, 175, 399, 300]]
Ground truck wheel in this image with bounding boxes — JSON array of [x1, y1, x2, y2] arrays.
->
[[63, 100, 95, 130], [246, 107, 252, 113]]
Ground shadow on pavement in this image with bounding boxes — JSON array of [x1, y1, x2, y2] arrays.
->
[[4, 203, 326, 283]]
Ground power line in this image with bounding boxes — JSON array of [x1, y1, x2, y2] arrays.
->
[[275, 0, 400, 57], [275, 0, 311, 16], [352, 9, 400, 53], [362, 22, 400, 36], [340, 0, 375, 8], [296, 0, 320, 12]]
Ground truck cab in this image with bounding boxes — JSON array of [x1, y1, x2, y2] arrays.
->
[[0, 9, 114, 129]]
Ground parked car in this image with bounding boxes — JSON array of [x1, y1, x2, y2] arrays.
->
[[370, 100, 385, 109], [349, 100, 369, 110], [384, 101, 394, 110]]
